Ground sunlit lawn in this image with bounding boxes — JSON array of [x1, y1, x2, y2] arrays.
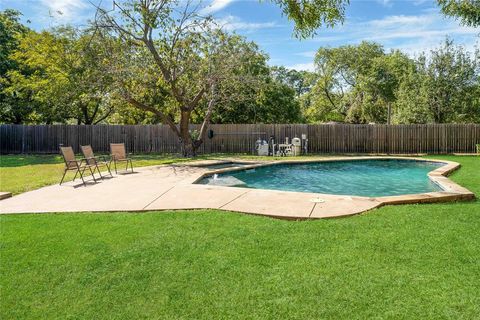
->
[[0, 155, 479, 319]]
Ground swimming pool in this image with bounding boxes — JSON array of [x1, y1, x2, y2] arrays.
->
[[197, 159, 445, 197]]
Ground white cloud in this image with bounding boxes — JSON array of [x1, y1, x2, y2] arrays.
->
[[364, 14, 478, 54], [200, 0, 235, 15], [369, 14, 435, 28], [413, 0, 430, 5], [306, 11, 479, 56], [215, 15, 277, 32], [296, 51, 316, 58], [40, 0, 88, 20], [286, 62, 315, 71], [376, 0, 392, 7]]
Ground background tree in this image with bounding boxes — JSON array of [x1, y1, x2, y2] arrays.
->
[[0, 9, 35, 124], [305, 39, 479, 124], [5, 27, 115, 124], [357, 51, 414, 124], [271, 66, 314, 96], [205, 55, 303, 123], [395, 39, 480, 123], [303, 41, 386, 123]]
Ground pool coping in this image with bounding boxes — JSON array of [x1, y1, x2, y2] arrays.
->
[[191, 156, 476, 210]]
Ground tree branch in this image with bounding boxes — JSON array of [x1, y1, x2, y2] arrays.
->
[[123, 92, 181, 137]]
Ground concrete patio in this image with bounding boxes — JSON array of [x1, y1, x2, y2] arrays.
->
[[0, 157, 474, 219]]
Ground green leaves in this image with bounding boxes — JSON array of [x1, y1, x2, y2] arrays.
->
[[272, 0, 350, 38], [3, 26, 116, 124], [305, 39, 479, 124], [437, 0, 480, 27]]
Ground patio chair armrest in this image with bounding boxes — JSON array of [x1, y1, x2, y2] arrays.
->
[[66, 160, 82, 166], [77, 158, 89, 165]]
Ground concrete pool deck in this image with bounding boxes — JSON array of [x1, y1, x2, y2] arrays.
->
[[0, 157, 475, 219]]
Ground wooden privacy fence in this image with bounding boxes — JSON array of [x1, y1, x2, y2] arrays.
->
[[1, 124, 479, 155]]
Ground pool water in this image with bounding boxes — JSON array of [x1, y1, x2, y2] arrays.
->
[[198, 159, 444, 197]]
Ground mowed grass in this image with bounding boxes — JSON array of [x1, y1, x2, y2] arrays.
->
[[1, 155, 479, 319]]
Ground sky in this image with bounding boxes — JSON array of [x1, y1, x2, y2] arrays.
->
[[1, 0, 478, 71]]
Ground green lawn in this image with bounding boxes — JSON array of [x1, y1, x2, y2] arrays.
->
[[1, 155, 479, 319]]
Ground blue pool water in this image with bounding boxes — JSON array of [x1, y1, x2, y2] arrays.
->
[[198, 159, 444, 197]]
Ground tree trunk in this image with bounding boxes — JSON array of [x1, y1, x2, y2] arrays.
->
[[387, 102, 392, 125], [182, 139, 196, 157], [179, 110, 196, 157]]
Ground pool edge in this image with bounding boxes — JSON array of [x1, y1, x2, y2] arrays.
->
[[192, 156, 476, 218]]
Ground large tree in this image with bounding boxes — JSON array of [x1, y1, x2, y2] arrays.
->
[[95, 0, 269, 156]]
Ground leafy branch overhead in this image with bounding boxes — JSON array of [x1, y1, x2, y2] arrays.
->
[[273, 0, 350, 38], [436, 0, 480, 27], [273, 0, 478, 38]]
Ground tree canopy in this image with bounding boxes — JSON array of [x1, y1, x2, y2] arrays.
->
[[302, 39, 479, 124]]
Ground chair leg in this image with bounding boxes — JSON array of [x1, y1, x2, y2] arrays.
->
[[130, 160, 134, 172], [88, 166, 97, 183], [76, 165, 86, 186], [60, 169, 67, 185], [80, 165, 87, 179], [114, 160, 117, 174], [106, 162, 113, 177], [73, 169, 78, 182], [95, 163, 103, 180], [108, 159, 113, 174]]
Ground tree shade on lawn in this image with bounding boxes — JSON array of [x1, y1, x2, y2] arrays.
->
[[1, 155, 479, 319]]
